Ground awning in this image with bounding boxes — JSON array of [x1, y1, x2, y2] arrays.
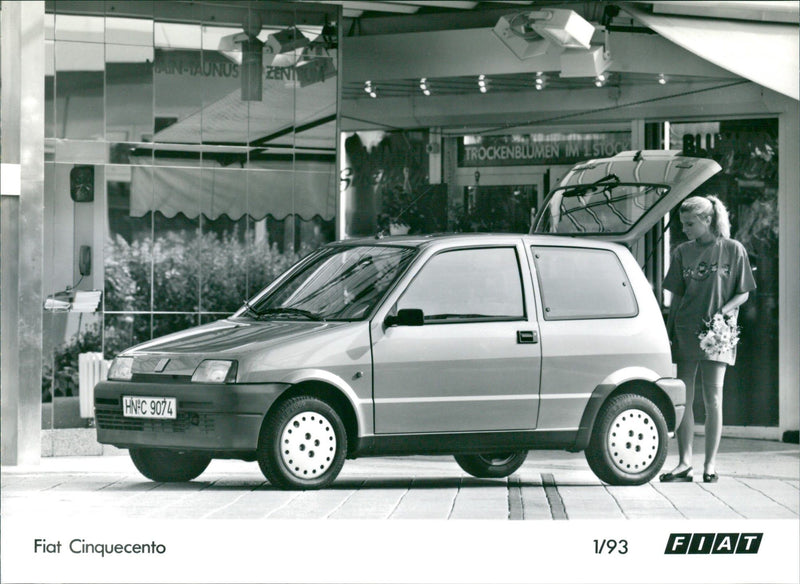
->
[[129, 161, 336, 221], [625, 5, 799, 100]]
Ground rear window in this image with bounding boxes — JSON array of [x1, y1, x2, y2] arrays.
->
[[532, 246, 638, 320], [534, 183, 669, 235]]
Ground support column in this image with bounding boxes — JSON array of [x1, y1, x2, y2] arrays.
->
[[1, 1, 46, 465], [776, 95, 800, 439]]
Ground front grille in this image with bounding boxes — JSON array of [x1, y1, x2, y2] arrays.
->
[[96, 408, 216, 434]]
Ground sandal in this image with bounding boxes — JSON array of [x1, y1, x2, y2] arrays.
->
[[703, 472, 719, 483], [659, 467, 693, 482]]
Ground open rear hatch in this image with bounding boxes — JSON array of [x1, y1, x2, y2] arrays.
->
[[532, 150, 722, 246]]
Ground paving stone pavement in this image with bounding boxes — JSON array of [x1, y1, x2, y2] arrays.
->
[[2, 436, 797, 521]]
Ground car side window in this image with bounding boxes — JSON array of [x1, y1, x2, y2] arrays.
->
[[397, 247, 525, 322], [532, 246, 638, 320]]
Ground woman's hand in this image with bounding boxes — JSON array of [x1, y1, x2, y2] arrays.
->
[[720, 292, 750, 315]]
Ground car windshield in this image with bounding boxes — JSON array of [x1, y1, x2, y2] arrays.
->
[[534, 183, 670, 235], [241, 245, 417, 321]]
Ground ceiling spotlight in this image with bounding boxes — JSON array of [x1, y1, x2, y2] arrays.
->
[[658, 73, 667, 85], [493, 9, 596, 60], [478, 74, 488, 93], [419, 78, 431, 96], [532, 9, 595, 50]]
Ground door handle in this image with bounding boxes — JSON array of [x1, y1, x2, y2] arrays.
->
[[517, 330, 538, 344]]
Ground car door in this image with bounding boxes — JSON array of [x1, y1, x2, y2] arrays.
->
[[370, 242, 541, 434]]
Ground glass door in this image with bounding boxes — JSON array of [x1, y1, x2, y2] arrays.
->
[[454, 168, 544, 234]]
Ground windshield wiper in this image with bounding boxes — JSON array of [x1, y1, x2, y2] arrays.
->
[[259, 307, 325, 321], [240, 299, 261, 319], [561, 174, 620, 197]]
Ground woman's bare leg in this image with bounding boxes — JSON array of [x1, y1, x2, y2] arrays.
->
[[700, 360, 727, 476], [667, 360, 698, 474]]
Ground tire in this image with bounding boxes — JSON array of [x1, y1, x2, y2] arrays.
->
[[129, 448, 211, 482], [454, 451, 528, 478], [257, 396, 347, 490], [585, 393, 668, 486]]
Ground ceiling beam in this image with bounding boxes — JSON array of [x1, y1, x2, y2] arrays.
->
[[341, 80, 768, 131], [390, 1, 479, 9], [342, 28, 738, 82], [310, 1, 420, 14], [341, 6, 537, 36]]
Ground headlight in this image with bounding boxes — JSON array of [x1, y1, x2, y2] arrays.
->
[[191, 359, 237, 383], [108, 357, 134, 381]]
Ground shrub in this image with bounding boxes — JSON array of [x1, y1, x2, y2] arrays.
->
[[44, 228, 314, 398]]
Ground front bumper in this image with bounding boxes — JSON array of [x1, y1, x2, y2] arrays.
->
[[94, 380, 290, 453]]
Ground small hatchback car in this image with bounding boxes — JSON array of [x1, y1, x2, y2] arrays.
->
[[95, 150, 722, 489]]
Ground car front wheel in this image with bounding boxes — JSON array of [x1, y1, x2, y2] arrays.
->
[[129, 448, 211, 482], [454, 451, 528, 478], [257, 396, 347, 490], [585, 393, 668, 485]]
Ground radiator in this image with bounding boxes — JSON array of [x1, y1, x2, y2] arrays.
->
[[78, 352, 110, 419]]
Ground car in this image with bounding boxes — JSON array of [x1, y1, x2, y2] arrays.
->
[[95, 150, 723, 489]]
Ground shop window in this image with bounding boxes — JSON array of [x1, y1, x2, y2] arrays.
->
[[44, 1, 339, 430], [667, 118, 779, 427], [341, 131, 448, 237]]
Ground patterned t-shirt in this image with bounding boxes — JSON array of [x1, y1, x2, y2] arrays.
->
[[662, 237, 756, 364]]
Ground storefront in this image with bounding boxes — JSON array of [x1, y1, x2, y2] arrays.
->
[[2, 1, 797, 463], [338, 3, 799, 440], [2, 0, 341, 459]]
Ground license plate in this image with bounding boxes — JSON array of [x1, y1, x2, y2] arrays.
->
[[122, 396, 177, 419]]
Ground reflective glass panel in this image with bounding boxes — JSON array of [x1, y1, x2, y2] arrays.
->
[[106, 43, 154, 142], [55, 41, 104, 140], [104, 314, 151, 358], [105, 164, 152, 312], [151, 167, 201, 312]]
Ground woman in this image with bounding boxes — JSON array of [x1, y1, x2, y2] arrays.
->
[[660, 195, 756, 483]]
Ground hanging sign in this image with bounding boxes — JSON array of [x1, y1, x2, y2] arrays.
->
[[458, 132, 631, 167]]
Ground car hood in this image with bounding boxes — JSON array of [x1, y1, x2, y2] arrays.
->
[[533, 150, 721, 245], [121, 318, 351, 377]]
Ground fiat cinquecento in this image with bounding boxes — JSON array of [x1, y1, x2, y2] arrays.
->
[[95, 150, 723, 489]]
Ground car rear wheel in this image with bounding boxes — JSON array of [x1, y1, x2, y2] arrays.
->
[[257, 396, 347, 490], [585, 393, 668, 485], [454, 451, 528, 478], [129, 448, 211, 482]]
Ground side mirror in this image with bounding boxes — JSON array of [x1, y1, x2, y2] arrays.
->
[[385, 308, 424, 327]]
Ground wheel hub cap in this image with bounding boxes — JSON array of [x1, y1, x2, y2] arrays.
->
[[280, 411, 337, 479], [607, 408, 659, 473]]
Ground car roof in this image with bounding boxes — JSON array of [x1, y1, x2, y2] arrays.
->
[[330, 232, 626, 252]]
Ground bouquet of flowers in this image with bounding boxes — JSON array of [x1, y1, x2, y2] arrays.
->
[[698, 312, 740, 360]]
